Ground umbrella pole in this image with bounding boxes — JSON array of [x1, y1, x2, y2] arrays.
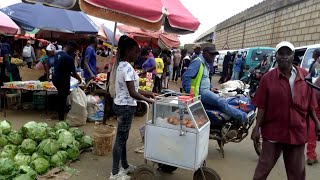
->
[[103, 22, 117, 123], [111, 22, 117, 52]]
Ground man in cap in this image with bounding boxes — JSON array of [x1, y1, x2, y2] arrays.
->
[[22, 40, 36, 69], [191, 44, 201, 60], [306, 48, 320, 165], [182, 47, 248, 123], [251, 41, 320, 180]]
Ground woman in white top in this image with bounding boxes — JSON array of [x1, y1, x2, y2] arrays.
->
[[110, 36, 154, 180]]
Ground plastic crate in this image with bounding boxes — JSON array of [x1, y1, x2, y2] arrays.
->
[[32, 92, 46, 110]]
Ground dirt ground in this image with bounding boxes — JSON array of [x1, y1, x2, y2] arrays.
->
[[1, 72, 320, 180]]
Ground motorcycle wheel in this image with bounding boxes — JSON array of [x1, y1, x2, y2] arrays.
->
[[253, 134, 263, 156]]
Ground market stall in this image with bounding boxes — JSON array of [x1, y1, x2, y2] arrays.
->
[[1, 78, 79, 118]]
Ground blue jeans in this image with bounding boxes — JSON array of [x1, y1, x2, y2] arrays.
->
[[231, 71, 240, 80], [200, 89, 247, 122], [112, 104, 136, 175]]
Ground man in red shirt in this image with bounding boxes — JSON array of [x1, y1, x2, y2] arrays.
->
[[251, 41, 320, 180]]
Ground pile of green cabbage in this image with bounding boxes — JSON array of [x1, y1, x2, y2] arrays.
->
[[0, 120, 93, 179]]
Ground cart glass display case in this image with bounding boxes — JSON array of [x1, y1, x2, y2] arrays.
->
[[145, 94, 210, 170]]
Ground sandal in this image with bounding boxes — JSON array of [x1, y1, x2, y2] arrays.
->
[[134, 146, 144, 154]]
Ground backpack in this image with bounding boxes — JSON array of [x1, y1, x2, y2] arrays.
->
[[22, 46, 32, 58]]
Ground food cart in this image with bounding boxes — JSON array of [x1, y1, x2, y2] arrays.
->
[[133, 93, 221, 180]]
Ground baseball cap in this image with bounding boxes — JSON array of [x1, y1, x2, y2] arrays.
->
[[193, 44, 201, 49], [275, 41, 295, 52], [203, 47, 219, 55], [46, 44, 56, 51]]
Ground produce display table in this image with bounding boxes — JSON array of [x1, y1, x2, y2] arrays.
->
[[1, 81, 79, 118]]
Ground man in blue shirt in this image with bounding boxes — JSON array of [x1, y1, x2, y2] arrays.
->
[[182, 47, 247, 123], [231, 53, 243, 80], [84, 36, 98, 81]]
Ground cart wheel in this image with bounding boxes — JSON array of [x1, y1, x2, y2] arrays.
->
[[135, 102, 147, 117], [157, 163, 178, 173], [193, 167, 221, 180], [133, 165, 160, 180]]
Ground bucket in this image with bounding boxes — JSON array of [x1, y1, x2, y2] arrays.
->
[[93, 124, 116, 156]]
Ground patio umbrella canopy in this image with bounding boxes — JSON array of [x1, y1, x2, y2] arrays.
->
[[79, 0, 200, 34], [103, 25, 118, 46], [0, 11, 20, 34], [118, 25, 180, 48], [0, 3, 98, 34]]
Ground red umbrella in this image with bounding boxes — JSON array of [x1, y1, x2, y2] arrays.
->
[[0, 11, 20, 34], [79, 0, 200, 34], [118, 24, 180, 49]]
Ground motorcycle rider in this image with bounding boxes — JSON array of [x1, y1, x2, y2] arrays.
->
[[182, 47, 248, 123], [254, 54, 270, 73]]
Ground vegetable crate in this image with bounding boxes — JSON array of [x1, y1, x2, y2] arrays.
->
[[133, 94, 221, 180]]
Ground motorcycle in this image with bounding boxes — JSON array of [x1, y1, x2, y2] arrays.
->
[[240, 69, 263, 98], [161, 89, 261, 158], [204, 88, 259, 157]]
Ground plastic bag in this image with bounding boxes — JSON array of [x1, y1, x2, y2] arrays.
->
[[66, 87, 88, 127], [35, 62, 44, 70], [87, 95, 99, 116]]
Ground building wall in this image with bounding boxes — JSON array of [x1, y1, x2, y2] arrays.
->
[[215, 0, 320, 50]]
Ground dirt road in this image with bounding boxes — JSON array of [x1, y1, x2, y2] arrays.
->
[[1, 76, 319, 180]]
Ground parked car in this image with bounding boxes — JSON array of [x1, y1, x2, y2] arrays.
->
[[216, 50, 237, 73], [237, 47, 275, 77]]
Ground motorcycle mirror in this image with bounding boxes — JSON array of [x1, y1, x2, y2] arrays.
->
[[305, 62, 320, 91]]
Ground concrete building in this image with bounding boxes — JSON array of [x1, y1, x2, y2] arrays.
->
[[198, 0, 320, 51], [194, 26, 216, 43]]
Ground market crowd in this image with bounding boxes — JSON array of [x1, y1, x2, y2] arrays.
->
[[1, 33, 320, 180]]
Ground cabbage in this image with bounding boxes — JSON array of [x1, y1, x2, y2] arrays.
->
[[19, 165, 37, 179], [72, 140, 80, 150], [54, 121, 69, 131], [0, 158, 16, 175], [3, 144, 18, 152], [50, 151, 68, 167], [0, 120, 12, 135], [80, 135, 93, 149], [38, 122, 48, 128], [0, 145, 18, 159], [68, 128, 84, 140], [30, 157, 50, 175], [7, 130, 23, 145], [38, 139, 59, 156], [21, 121, 48, 142], [14, 153, 31, 166], [13, 174, 33, 180], [57, 131, 75, 149], [31, 152, 42, 161], [66, 145, 80, 160], [0, 135, 8, 147], [20, 121, 37, 137], [56, 129, 68, 135], [20, 139, 37, 154], [46, 127, 57, 139]]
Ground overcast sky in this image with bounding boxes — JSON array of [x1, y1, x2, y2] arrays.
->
[[1, 0, 264, 44]]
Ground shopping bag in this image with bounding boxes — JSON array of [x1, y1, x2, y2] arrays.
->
[[67, 87, 88, 126]]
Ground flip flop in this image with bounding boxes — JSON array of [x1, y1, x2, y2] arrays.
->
[[134, 146, 144, 154]]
